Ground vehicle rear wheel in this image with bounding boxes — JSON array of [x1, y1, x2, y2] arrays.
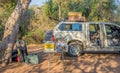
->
[[68, 42, 83, 57]]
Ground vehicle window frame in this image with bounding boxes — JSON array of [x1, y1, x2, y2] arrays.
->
[[104, 24, 120, 34], [89, 24, 100, 33]]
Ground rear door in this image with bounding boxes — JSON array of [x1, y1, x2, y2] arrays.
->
[[103, 23, 120, 51], [86, 22, 104, 51], [88, 23, 102, 46]]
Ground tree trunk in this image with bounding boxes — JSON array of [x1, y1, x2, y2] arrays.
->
[[0, 0, 31, 66], [58, 0, 62, 21]]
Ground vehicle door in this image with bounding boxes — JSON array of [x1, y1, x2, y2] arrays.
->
[[88, 23, 104, 50], [103, 23, 120, 50]]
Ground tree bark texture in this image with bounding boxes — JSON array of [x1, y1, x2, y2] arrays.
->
[[58, 0, 62, 21], [0, 0, 31, 66]]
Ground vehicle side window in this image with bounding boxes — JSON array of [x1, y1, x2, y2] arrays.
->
[[64, 24, 71, 30], [59, 24, 72, 31], [89, 24, 96, 32], [58, 23, 82, 31], [105, 24, 119, 35], [105, 25, 112, 34], [72, 23, 82, 31]]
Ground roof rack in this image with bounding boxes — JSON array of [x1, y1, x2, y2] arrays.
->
[[68, 12, 86, 22]]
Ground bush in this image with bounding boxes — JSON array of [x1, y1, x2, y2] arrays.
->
[[25, 29, 45, 44]]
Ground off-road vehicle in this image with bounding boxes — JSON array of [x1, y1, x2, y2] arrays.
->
[[52, 22, 120, 56]]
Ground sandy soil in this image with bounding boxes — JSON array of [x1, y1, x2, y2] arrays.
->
[[1, 44, 120, 73]]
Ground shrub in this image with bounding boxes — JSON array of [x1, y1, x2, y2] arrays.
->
[[25, 29, 45, 44]]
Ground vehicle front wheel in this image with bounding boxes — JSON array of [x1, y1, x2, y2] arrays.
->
[[68, 42, 83, 57]]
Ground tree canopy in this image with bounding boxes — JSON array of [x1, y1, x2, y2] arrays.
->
[[0, 0, 120, 44], [42, 0, 118, 22], [0, 0, 18, 41]]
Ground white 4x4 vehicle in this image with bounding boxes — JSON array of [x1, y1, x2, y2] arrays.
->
[[52, 22, 120, 56]]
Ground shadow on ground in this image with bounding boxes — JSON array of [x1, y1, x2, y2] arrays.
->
[[63, 54, 120, 73], [0, 46, 48, 73], [0, 45, 120, 73]]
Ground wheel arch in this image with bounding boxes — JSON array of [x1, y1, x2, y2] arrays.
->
[[67, 40, 84, 48]]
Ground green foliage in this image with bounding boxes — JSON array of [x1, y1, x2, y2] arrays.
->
[[0, 0, 17, 40], [19, 9, 34, 37], [19, 6, 56, 44], [0, 0, 17, 23], [42, 0, 59, 20], [25, 29, 45, 44], [117, 4, 120, 23], [42, 0, 118, 22], [0, 0, 119, 44]]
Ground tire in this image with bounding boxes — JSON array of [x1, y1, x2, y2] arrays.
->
[[68, 41, 83, 57]]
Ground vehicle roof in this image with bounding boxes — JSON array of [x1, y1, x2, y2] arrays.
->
[[59, 21, 120, 27], [60, 21, 113, 24]]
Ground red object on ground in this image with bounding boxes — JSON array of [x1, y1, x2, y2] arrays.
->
[[16, 56, 20, 62]]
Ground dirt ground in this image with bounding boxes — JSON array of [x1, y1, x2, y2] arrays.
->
[[1, 44, 120, 73]]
